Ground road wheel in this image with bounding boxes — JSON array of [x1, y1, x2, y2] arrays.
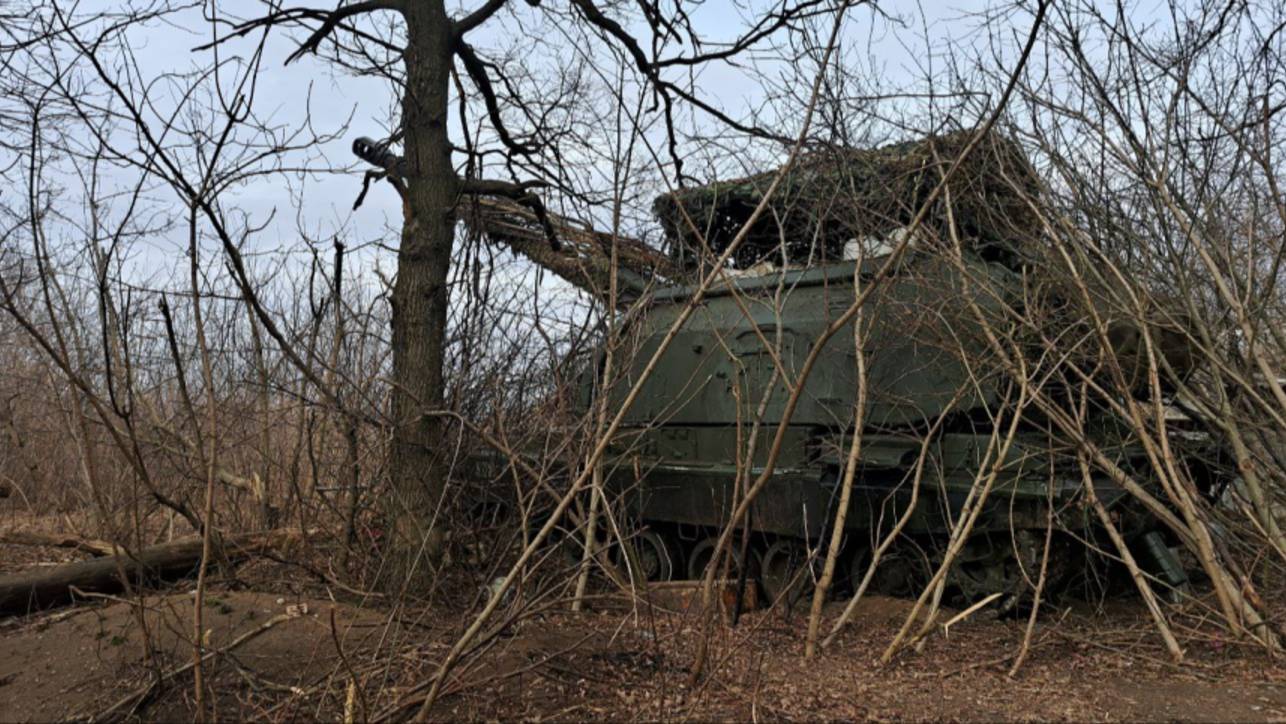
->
[[614, 528, 679, 583], [760, 540, 813, 607], [687, 536, 760, 581]]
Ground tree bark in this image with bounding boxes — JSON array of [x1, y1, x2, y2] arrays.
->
[[383, 0, 456, 592], [0, 527, 117, 556], [462, 197, 686, 299], [0, 529, 305, 617]]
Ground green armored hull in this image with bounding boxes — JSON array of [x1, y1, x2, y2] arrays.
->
[[580, 252, 1186, 604], [547, 132, 1203, 605]]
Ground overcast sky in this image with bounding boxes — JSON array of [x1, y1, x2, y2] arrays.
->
[[7, 0, 1170, 318], [102, 1, 1027, 261]]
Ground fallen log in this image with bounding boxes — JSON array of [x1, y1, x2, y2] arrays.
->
[[353, 143, 689, 302], [0, 528, 118, 556], [461, 196, 688, 301], [0, 529, 305, 617]]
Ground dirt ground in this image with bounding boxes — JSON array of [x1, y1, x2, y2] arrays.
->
[[2, 528, 1286, 721], [0, 590, 387, 722], [2, 581, 1285, 720]]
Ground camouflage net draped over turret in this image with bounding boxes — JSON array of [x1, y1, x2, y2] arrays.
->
[[652, 130, 1043, 270], [653, 130, 1198, 390]]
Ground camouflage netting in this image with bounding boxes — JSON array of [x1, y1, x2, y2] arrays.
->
[[652, 130, 1044, 270], [654, 130, 1199, 390]]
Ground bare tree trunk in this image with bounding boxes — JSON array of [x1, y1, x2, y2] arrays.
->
[[245, 291, 274, 530], [805, 294, 866, 657], [1079, 456, 1183, 661], [188, 206, 220, 723], [384, 0, 457, 593], [326, 242, 364, 573], [1009, 483, 1056, 677]]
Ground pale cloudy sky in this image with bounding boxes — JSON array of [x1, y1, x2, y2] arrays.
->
[[108, 1, 1024, 259], [3, 0, 1078, 316]]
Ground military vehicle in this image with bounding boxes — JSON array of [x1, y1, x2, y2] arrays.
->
[[359, 130, 1212, 607], [566, 132, 1210, 607]]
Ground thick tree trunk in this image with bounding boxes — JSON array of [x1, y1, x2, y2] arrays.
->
[[383, 0, 456, 592]]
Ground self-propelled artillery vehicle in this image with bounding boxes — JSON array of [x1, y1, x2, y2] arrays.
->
[[564, 132, 1208, 607], [360, 130, 1212, 607]]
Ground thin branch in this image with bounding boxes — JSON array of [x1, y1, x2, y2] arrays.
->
[[285, 1, 404, 64], [453, 0, 509, 37]]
